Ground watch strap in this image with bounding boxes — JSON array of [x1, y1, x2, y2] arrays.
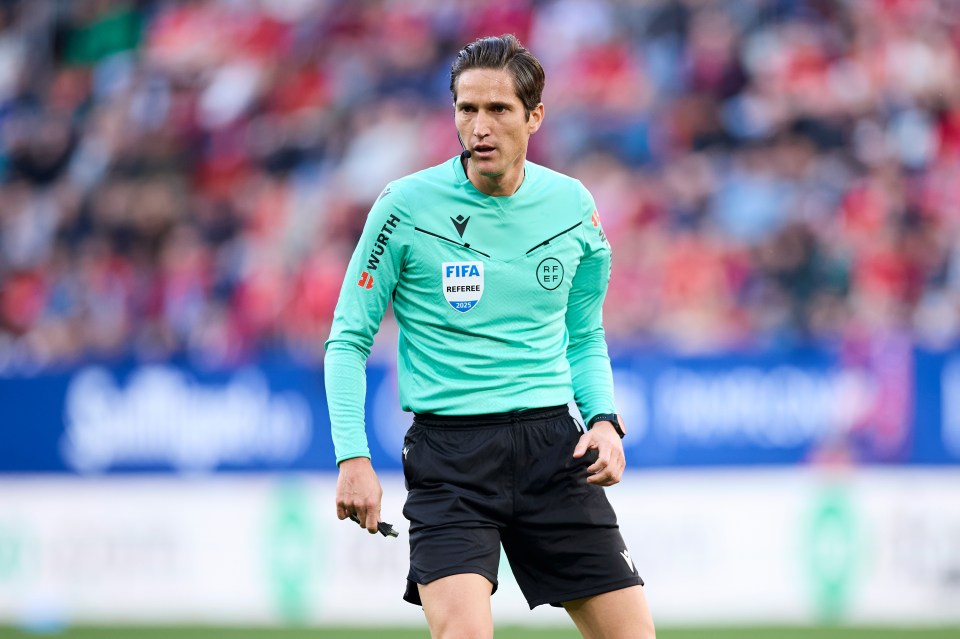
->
[[587, 413, 624, 438]]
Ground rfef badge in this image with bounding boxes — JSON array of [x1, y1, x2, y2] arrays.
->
[[441, 261, 483, 313]]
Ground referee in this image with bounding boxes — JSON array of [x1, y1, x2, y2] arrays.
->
[[324, 34, 656, 639]]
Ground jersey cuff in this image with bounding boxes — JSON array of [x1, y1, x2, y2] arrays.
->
[[336, 450, 372, 465]]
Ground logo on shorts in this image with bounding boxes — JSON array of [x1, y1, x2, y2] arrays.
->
[[442, 261, 483, 313], [620, 549, 635, 573], [537, 257, 563, 290]]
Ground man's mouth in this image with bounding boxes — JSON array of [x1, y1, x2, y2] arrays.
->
[[473, 144, 496, 157]]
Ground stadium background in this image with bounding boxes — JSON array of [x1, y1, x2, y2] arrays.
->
[[1, 0, 959, 636]]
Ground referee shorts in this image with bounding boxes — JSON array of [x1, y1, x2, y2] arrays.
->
[[400, 405, 643, 609]]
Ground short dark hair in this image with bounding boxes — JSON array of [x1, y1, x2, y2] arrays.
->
[[449, 34, 545, 119]]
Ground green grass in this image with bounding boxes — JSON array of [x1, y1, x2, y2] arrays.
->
[[2, 627, 958, 639]]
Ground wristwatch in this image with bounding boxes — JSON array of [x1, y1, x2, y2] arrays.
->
[[587, 413, 625, 439]]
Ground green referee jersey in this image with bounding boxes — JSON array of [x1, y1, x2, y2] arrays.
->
[[324, 156, 616, 463]]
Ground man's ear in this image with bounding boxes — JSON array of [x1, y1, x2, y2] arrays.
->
[[528, 103, 544, 135]]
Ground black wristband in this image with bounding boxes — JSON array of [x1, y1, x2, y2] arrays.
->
[[587, 413, 624, 438]]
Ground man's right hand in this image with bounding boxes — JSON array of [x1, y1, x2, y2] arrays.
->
[[336, 456, 383, 534]]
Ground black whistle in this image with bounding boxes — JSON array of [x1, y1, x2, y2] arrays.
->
[[349, 513, 399, 538]]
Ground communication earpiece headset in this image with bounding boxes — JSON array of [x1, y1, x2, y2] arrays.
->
[[457, 131, 471, 159]]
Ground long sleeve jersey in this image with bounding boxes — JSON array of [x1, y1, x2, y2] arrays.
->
[[324, 157, 616, 463]]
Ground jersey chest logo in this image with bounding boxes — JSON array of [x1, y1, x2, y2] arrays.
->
[[441, 261, 483, 313]]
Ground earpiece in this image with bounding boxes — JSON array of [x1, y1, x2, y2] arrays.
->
[[457, 131, 471, 159]]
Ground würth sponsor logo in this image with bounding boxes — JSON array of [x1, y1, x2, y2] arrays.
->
[[357, 271, 374, 289], [365, 213, 400, 271]]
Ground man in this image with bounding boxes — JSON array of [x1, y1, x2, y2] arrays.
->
[[324, 34, 655, 639]]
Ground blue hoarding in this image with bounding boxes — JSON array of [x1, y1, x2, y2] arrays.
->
[[1, 342, 958, 474]]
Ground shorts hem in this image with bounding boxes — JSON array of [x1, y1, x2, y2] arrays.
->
[[527, 576, 644, 610], [403, 566, 499, 606]]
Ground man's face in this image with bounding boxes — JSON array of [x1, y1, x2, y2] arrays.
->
[[454, 68, 543, 186]]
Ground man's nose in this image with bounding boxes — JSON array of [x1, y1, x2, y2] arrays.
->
[[472, 112, 491, 138]]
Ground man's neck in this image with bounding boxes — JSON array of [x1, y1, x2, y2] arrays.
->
[[465, 158, 526, 197]]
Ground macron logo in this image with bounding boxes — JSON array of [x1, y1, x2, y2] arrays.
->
[[620, 549, 635, 573], [451, 214, 470, 238]]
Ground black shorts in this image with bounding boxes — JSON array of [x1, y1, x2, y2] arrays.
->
[[401, 405, 643, 609]]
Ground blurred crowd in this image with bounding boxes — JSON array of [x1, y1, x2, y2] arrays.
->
[[1, 0, 959, 371]]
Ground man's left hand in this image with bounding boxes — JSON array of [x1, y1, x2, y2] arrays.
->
[[572, 418, 626, 486]]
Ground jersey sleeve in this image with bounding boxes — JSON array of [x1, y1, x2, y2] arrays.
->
[[324, 184, 411, 463], [564, 183, 617, 425]]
